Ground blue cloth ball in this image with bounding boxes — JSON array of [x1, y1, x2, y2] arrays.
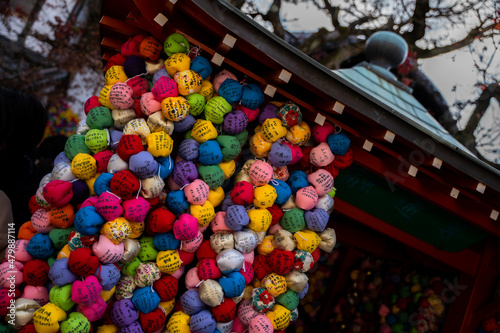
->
[[153, 232, 181, 251], [190, 56, 213, 80], [94, 172, 113, 196], [166, 190, 190, 216], [198, 140, 223, 166]]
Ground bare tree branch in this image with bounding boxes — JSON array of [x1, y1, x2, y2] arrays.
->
[[415, 22, 498, 58], [262, 0, 286, 39], [323, 0, 343, 32], [404, 0, 430, 44]]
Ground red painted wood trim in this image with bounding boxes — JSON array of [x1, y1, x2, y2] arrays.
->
[[334, 198, 481, 275]]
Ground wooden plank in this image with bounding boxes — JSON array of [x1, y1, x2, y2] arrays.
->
[[100, 15, 144, 36]]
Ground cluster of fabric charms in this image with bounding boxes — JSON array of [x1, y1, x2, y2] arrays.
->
[[4, 32, 353, 333]]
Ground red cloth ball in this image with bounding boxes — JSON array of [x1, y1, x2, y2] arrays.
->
[[68, 230, 99, 249], [153, 275, 178, 302], [68, 247, 100, 277], [139, 307, 167, 333], [333, 148, 354, 169], [43, 179, 73, 207], [121, 37, 141, 57], [110, 170, 140, 200], [266, 205, 283, 226], [84, 96, 102, 115], [211, 298, 236, 323], [18, 324, 37, 333], [147, 207, 175, 233], [23, 259, 50, 286], [94, 150, 114, 174], [311, 248, 321, 263], [320, 163, 339, 178], [252, 255, 273, 280], [104, 54, 126, 72], [198, 259, 222, 280], [196, 240, 217, 262], [0, 288, 21, 316], [29, 195, 41, 215], [127, 77, 150, 100], [178, 250, 195, 266], [116, 135, 144, 162], [299, 146, 314, 169], [132, 99, 145, 119], [230, 181, 254, 205], [268, 249, 294, 275]]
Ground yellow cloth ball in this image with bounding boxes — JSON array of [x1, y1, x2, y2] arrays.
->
[[71, 153, 97, 180], [256, 235, 274, 255], [105, 66, 128, 85], [33, 303, 67, 333], [159, 299, 176, 316], [261, 118, 287, 142], [249, 132, 272, 158], [165, 53, 191, 77], [207, 187, 225, 208], [85, 172, 100, 196], [266, 305, 291, 330], [96, 325, 118, 333], [263, 273, 287, 297], [100, 217, 132, 244], [294, 229, 321, 253], [191, 119, 218, 143], [218, 160, 236, 179], [100, 286, 116, 302], [161, 96, 190, 122], [98, 85, 114, 110], [175, 70, 203, 96], [166, 311, 191, 333], [253, 184, 277, 209], [157, 250, 182, 274], [285, 121, 311, 146], [247, 208, 272, 232], [190, 201, 215, 228], [200, 80, 214, 101], [129, 221, 145, 239], [56, 244, 71, 259], [146, 131, 174, 157]]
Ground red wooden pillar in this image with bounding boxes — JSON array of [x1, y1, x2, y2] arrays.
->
[[443, 239, 500, 333]]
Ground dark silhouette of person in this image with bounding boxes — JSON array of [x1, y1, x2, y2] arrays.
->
[[0, 87, 48, 228]]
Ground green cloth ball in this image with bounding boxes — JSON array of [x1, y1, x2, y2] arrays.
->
[[276, 289, 299, 311], [216, 135, 241, 161], [138, 236, 158, 262], [49, 284, 76, 311], [184, 129, 194, 140], [65, 134, 92, 160], [198, 165, 225, 189], [204, 96, 232, 124], [397, 311, 409, 323], [123, 256, 142, 277], [399, 285, 411, 298], [186, 93, 206, 116], [49, 227, 75, 250], [164, 33, 190, 56], [47, 257, 57, 267], [233, 130, 249, 147], [86, 106, 113, 129], [280, 208, 305, 233], [61, 312, 91, 333], [391, 323, 404, 333], [85, 129, 109, 154]]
